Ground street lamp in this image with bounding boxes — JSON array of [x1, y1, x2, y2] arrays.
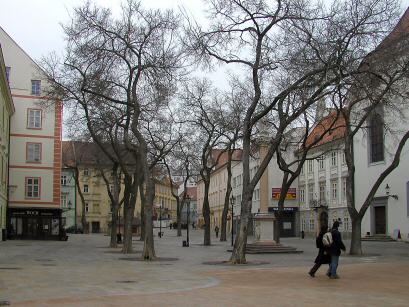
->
[[230, 195, 235, 247], [186, 195, 191, 247], [159, 199, 163, 238], [385, 184, 399, 200]]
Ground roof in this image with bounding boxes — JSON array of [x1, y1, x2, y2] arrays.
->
[[377, 7, 409, 49], [211, 148, 243, 170], [305, 111, 346, 148], [182, 186, 197, 201], [62, 141, 135, 168]]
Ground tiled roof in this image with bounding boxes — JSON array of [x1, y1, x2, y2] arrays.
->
[[305, 111, 346, 148]]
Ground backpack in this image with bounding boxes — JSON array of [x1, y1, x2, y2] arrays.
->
[[322, 231, 333, 247]]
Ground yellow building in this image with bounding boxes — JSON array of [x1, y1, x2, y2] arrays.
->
[[0, 46, 14, 241], [63, 141, 177, 233]]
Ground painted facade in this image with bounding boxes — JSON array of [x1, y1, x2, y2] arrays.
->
[[61, 168, 76, 229], [0, 45, 14, 241], [0, 27, 62, 240]]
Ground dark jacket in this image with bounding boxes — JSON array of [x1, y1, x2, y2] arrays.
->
[[314, 232, 331, 264], [329, 228, 346, 256]]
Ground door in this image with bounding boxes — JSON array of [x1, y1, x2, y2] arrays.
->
[[374, 206, 386, 234], [91, 222, 100, 233]]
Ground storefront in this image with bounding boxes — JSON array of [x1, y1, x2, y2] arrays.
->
[[7, 208, 62, 240], [268, 207, 298, 237]]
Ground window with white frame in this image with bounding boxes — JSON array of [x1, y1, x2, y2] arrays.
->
[[61, 175, 67, 186], [26, 177, 40, 198], [83, 184, 89, 193], [318, 156, 325, 170], [319, 182, 325, 201], [309, 219, 315, 231], [342, 178, 347, 201], [85, 203, 89, 213], [331, 151, 337, 167], [27, 109, 42, 129], [26, 143, 41, 162], [61, 194, 67, 208], [308, 160, 313, 173], [83, 168, 89, 176], [300, 188, 305, 203], [343, 217, 349, 232], [331, 180, 338, 200], [342, 152, 346, 164], [302, 219, 306, 231], [31, 80, 41, 95]]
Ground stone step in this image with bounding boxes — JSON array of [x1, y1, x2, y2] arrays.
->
[[361, 235, 395, 242]]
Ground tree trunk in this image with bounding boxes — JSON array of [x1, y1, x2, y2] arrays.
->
[[230, 194, 252, 264], [349, 217, 362, 255], [109, 204, 118, 248], [274, 211, 281, 244], [177, 199, 183, 236], [142, 175, 156, 260], [202, 180, 211, 246], [139, 181, 145, 241], [122, 176, 133, 253]]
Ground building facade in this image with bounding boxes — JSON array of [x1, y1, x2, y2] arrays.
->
[[61, 167, 76, 230], [1, 27, 62, 240], [0, 45, 14, 241]]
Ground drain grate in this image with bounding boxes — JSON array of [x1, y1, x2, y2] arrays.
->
[[116, 280, 138, 284], [0, 267, 22, 270]]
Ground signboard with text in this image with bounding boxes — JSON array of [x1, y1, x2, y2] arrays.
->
[[272, 188, 297, 200]]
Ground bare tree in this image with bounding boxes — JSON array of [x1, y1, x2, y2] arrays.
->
[[187, 0, 401, 263]]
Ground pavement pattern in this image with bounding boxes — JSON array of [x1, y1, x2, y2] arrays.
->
[[1, 229, 409, 306]]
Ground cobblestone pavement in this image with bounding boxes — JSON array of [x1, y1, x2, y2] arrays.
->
[[1, 229, 409, 306]]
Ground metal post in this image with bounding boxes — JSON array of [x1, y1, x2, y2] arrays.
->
[[230, 196, 235, 247], [186, 195, 190, 247], [159, 200, 162, 238]]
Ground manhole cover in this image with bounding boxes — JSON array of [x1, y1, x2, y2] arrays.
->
[[116, 280, 138, 284], [0, 301, 10, 306], [0, 267, 22, 270]]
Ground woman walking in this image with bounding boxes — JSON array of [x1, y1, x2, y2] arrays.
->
[[308, 225, 331, 277]]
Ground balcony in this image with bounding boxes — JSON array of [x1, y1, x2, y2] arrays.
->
[[309, 198, 327, 209]]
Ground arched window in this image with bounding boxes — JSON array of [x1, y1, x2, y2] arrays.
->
[[369, 113, 384, 163]]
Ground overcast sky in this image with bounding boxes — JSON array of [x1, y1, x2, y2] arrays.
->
[[1, 0, 408, 63]]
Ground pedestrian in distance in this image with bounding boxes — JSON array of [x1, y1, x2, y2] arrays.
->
[[328, 221, 346, 279], [215, 225, 219, 238], [308, 225, 331, 277]]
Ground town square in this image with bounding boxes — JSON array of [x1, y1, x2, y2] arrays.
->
[[1, 0, 409, 306]]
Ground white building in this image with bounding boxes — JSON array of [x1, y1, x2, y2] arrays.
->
[[0, 27, 62, 239]]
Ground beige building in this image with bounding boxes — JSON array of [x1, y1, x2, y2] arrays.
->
[[1, 27, 62, 240], [196, 150, 242, 230], [0, 45, 14, 241]]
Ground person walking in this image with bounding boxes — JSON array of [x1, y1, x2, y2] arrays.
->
[[329, 221, 346, 279], [308, 225, 331, 277], [215, 225, 219, 238]]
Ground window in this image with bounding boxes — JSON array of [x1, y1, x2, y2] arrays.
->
[[27, 109, 42, 129], [331, 180, 338, 200], [26, 143, 41, 162], [5, 67, 10, 83], [342, 152, 346, 165], [26, 177, 40, 198], [302, 219, 306, 231], [343, 217, 349, 232], [83, 168, 89, 176], [31, 80, 41, 95], [318, 156, 325, 170], [369, 113, 384, 163], [301, 164, 304, 175], [342, 178, 347, 201], [331, 152, 337, 167], [300, 188, 305, 203], [319, 182, 325, 201], [85, 203, 89, 213], [309, 219, 315, 231], [308, 160, 313, 173], [61, 194, 67, 208], [308, 184, 314, 204], [83, 184, 89, 193], [61, 175, 67, 186]]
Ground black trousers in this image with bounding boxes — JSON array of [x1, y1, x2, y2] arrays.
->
[[309, 262, 330, 275]]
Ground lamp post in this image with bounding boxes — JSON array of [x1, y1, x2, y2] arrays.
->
[[186, 195, 191, 247], [230, 195, 235, 247], [385, 184, 399, 200], [159, 199, 163, 238]]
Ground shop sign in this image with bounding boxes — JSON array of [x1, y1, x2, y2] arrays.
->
[[272, 188, 297, 200]]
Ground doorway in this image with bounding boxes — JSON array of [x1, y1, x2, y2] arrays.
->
[[91, 222, 100, 233], [374, 206, 386, 234]]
